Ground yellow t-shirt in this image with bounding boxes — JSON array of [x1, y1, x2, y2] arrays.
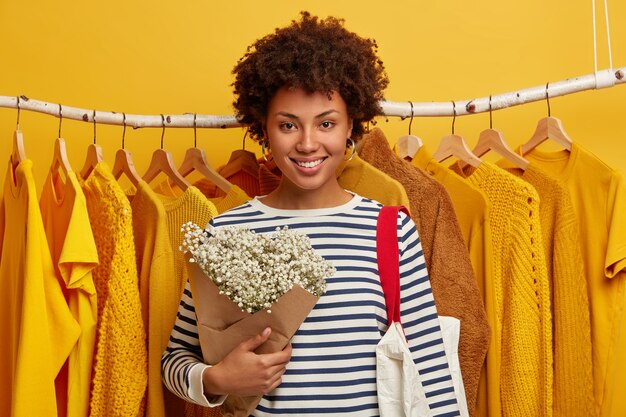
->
[[40, 169, 99, 417], [81, 162, 147, 417], [451, 161, 553, 417], [0, 159, 80, 417], [524, 143, 626, 417]]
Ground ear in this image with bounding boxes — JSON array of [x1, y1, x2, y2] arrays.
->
[[347, 118, 354, 139]]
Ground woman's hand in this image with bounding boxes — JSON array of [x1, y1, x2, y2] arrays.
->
[[202, 327, 292, 397]]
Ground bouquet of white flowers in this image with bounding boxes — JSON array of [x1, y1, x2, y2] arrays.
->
[[180, 222, 336, 417]]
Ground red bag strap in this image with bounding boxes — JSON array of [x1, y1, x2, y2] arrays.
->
[[376, 205, 410, 326]]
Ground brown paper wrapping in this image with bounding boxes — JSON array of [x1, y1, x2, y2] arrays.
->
[[186, 260, 319, 417]]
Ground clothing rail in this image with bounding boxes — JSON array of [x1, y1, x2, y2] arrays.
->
[[1, 67, 624, 129]]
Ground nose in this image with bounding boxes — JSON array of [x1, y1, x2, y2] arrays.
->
[[295, 128, 319, 153]]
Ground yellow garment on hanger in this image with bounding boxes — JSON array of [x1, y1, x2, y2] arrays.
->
[[497, 161, 594, 417], [0, 159, 80, 417], [40, 168, 99, 417], [451, 161, 553, 417], [523, 143, 626, 417], [80, 162, 147, 417], [126, 180, 174, 417], [335, 154, 411, 211]]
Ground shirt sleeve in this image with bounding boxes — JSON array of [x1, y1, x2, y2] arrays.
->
[[161, 281, 227, 407], [397, 211, 462, 417]]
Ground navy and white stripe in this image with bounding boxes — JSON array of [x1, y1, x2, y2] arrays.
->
[[162, 194, 460, 416]]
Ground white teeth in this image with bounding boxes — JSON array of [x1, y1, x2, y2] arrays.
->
[[296, 159, 323, 168]]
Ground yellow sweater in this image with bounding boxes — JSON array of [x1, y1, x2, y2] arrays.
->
[[451, 161, 553, 417], [499, 163, 594, 417], [0, 160, 80, 417], [127, 180, 173, 417], [81, 162, 147, 417]]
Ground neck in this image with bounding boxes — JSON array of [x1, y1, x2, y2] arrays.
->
[[262, 181, 351, 210]]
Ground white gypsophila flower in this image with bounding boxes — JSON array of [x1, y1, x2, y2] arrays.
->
[[180, 223, 334, 313]]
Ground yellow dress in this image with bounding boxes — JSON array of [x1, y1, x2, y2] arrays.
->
[[81, 162, 147, 417], [0, 159, 80, 417], [40, 169, 99, 417]]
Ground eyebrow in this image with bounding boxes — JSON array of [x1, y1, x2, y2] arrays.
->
[[274, 109, 339, 120]]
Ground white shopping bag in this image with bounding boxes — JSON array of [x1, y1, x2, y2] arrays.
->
[[376, 321, 431, 417]]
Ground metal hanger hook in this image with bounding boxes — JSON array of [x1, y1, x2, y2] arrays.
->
[[160, 114, 165, 149], [545, 82, 551, 117], [451, 100, 457, 134], [489, 95, 493, 129], [122, 113, 127, 149], [242, 127, 249, 150], [58, 104, 63, 138], [93, 109, 97, 145], [193, 113, 197, 148], [16, 96, 21, 130], [408, 101, 414, 135]]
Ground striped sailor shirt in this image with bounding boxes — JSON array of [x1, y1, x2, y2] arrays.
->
[[162, 194, 460, 416]]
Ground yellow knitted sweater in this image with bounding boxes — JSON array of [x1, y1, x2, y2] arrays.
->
[[81, 162, 147, 417], [499, 163, 594, 417], [452, 161, 553, 417]]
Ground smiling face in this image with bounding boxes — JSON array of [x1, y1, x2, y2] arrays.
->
[[263, 87, 353, 209]]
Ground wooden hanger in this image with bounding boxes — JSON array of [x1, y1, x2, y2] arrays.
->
[[220, 149, 260, 179], [520, 83, 573, 155], [432, 101, 481, 168], [520, 116, 573, 155], [142, 114, 191, 191], [462, 97, 529, 170], [50, 105, 73, 176], [112, 149, 141, 185], [111, 113, 141, 185], [395, 102, 423, 161], [11, 96, 26, 171], [177, 114, 232, 193], [218, 128, 259, 179], [80, 110, 103, 179], [471, 128, 529, 170]]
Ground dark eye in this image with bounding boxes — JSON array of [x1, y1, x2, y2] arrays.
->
[[321, 121, 335, 129], [280, 122, 296, 131]]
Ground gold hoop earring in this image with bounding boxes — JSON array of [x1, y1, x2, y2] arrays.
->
[[261, 140, 273, 162], [345, 138, 356, 161]]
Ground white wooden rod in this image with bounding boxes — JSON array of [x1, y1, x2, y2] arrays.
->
[[1, 67, 624, 128]]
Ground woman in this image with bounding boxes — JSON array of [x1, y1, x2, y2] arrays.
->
[[162, 12, 461, 416]]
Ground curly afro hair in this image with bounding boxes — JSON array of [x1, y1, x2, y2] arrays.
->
[[232, 11, 389, 143]]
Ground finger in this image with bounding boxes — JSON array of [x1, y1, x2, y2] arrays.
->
[[240, 327, 271, 352]]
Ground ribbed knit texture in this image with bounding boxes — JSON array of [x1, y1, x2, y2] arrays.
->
[[360, 128, 490, 416], [451, 161, 553, 417], [335, 153, 411, 209], [127, 180, 174, 417], [154, 186, 218, 416], [80, 162, 147, 417], [499, 163, 594, 417], [217, 150, 261, 197], [208, 184, 250, 214]]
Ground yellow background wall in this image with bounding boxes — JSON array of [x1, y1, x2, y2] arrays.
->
[[0, 1, 625, 415], [0, 0, 624, 190]]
